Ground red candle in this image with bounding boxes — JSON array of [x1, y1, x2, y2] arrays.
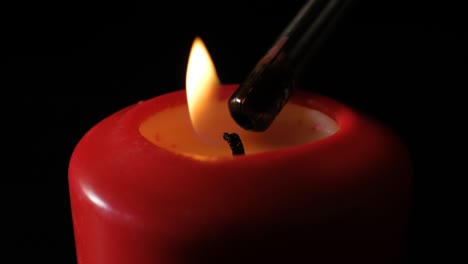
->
[[68, 38, 412, 263]]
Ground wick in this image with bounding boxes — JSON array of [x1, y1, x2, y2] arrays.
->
[[222, 132, 245, 156]]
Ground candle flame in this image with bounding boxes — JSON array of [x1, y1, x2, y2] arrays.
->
[[186, 37, 222, 144]]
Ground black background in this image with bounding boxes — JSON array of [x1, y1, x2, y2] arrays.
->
[[2, 0, 466, 263]]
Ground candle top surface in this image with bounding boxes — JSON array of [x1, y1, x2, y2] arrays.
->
[[139, 86, 339, 159]]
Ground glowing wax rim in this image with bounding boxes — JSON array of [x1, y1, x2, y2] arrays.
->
[[139, 85, 340, 158], [133, 84, 354, 161], [115, 84, 365, 161]]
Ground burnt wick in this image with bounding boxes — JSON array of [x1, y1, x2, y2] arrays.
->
[[222, 133, 245, 155]]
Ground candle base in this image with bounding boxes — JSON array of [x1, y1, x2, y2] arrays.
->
[[69, 85, 412, 264]]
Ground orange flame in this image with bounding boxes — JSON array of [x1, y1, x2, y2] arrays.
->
[[185, 37, 222, 144]]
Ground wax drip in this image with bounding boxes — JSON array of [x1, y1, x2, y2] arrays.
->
[[222, 133, 245, 155]]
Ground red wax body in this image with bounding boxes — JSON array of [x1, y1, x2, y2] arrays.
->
[[69, 84, 412, 264]]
